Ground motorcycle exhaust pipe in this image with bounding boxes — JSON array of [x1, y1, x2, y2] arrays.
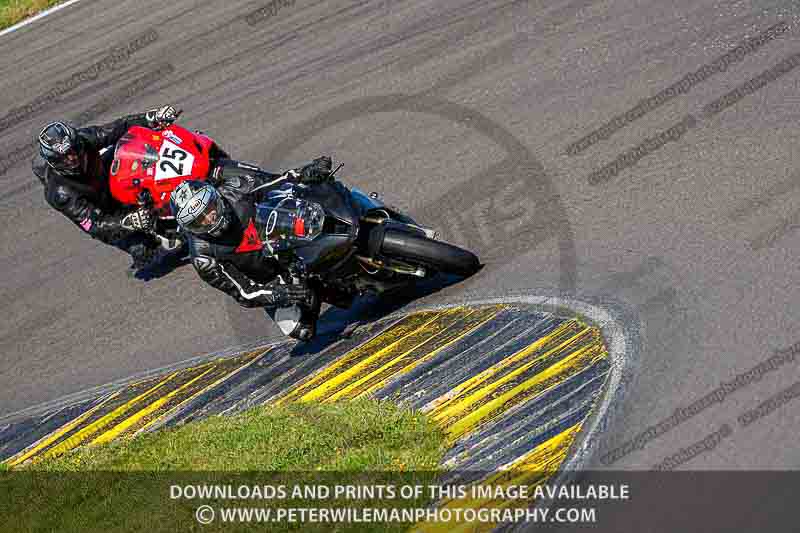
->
[[356, 255, 426, 278]]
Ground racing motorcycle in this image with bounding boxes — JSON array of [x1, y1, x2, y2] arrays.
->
[[254, 170, 481, 336], [108, 111, 227, 250]]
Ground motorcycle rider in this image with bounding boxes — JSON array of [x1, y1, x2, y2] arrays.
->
[[33, 106, 180, 269], [170, 156, 335, 341]]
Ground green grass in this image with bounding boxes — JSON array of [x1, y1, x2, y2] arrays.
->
[[0, 0, 62, 30], [0, 400, 447, 532]]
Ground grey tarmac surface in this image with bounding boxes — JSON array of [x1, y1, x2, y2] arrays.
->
[[0, 0, 798, 470]]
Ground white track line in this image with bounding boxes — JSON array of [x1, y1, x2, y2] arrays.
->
[[0, 0, 83, 39]]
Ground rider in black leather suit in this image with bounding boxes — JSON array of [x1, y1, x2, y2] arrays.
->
[[172, 156, 334, 341], [33, 106, 179, 268]]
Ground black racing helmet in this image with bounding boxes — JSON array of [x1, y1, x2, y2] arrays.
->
[[170, 180, 231, 237], [38, 122, 84, 176]]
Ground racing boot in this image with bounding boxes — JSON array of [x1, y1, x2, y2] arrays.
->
[[265, 290, 321, 342]]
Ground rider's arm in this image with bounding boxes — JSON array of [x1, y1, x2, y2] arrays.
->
[[77, 113, 151, 151], [191, 253, 299, 308], [209, 160, 284, 189], [79, 105, 176, 151], [43, 175, 132, 243], [210, 157, 333, 191]]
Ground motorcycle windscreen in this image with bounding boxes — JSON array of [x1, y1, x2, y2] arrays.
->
[[256, 195, 325, 251], [110, 133, 159, 179]]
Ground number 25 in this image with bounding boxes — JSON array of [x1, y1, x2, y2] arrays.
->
[[160, 147, 187, 174]]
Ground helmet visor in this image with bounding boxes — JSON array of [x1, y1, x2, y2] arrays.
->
[[53, 150, 82, 172]]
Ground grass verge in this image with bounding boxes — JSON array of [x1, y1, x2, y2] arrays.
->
[[1, 400, 447, 532], [0, 0, 62, 30]]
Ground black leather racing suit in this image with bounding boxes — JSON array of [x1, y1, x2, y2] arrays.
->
[[188, 160, 301, 309], [32, 113, 158, 259]]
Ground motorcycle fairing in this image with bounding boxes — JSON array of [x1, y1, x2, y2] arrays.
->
[[108, 125, 213, 212]]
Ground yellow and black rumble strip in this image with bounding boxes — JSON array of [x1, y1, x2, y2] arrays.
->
[[0, 301, 616, 514]]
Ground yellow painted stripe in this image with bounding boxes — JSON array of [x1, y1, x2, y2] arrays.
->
[[35, 370, 185, 462], [348, 306, 503, 400], [89, 366, 217, 445], [135, 347, 271, 435], [321, 308, 472, 402], [460, 421, 582, 504], [4, 391, 122, 467], [496, 422, 582, 473], [424, 319, 585, 413], [304, 308, 471, 403], [7, 350, 267, 466], [443, 341, 606, 440], [277, 311, 442, 404], [416, 423, 583, 533], [432, 329, 599, 430], [430, 324, 596, 423], [284, 309, 465, 403], [328, 306, 502, 401]]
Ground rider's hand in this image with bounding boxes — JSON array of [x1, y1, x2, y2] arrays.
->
[[299, 156, 333, 183], [282, 169, 302, 182], [123, 207, 155, 232], [146, 105, 179, 129]]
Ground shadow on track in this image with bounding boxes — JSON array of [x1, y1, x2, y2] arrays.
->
[[130, 251, 192, 281], [289, 270, 480, 357]]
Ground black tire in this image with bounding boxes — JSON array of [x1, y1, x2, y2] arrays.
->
[[381, 229, 480, 276]]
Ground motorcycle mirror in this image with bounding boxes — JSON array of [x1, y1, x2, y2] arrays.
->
[[328, 162, 343, 179]]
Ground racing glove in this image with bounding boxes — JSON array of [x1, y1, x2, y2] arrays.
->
[[272, 282, 313, 308], [145, 105, 179, 129], [121, 207, 155, 232]]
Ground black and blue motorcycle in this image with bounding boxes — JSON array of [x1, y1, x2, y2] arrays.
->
[[254, 166, 481, 337]]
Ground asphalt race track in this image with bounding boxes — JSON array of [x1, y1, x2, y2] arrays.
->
[[1, 0, 799, 478]]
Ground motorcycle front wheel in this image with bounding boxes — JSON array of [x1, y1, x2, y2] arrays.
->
[[380, 229, 480, 277]]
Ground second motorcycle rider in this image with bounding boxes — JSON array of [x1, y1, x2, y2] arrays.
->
[[170, 156, 335, 341], [34, 106, 180, 269]]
